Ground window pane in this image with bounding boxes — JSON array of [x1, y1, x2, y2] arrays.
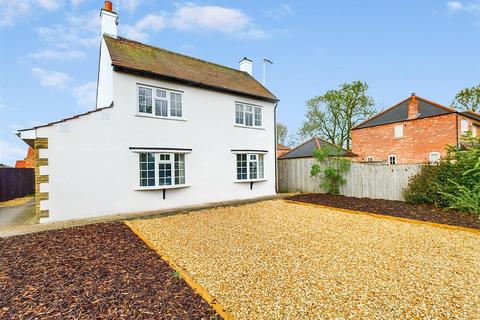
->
[[389, 156, 396, 165], [245, 112, 253, 127], [160, 154, 170, 161], [254, 107, 262, 126], [139, 152, 155, 186], [175, 154, 185, 185], [258, 154, 264, 179], [156, 89, 167, 98], [249, 159, 258, 179], [159, 163, 172, 185], [155, 99, 168, 117], [170, 92, 182, 117], [235, 104, 244, 124], [138, 87, 152, 114], [236, 154, 247, 180]]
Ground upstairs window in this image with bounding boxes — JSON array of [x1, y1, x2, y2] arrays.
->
[[139, 152, 186, 188], [388, 155, 397, 165], [429, 152, 440, 164], [235, 103, 262, 127], [236, 153, 265, 180], [461, 119, 469, 135], [366, 156, 374, 162], [394, 125, 404, 138], [138, 85, 183, 118]]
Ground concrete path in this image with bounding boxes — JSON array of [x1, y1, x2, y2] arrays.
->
[[0, 199, 36, 227]]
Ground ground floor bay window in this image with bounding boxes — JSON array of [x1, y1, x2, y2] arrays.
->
[[235, 153, 265, 181], [138, 152, 186, 188]]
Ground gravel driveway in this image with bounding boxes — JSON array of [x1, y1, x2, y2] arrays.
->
[[128, 200, 480, 320]]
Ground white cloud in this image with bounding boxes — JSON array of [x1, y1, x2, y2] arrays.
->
[[31, 67, 72, 89], [0, 0, 63, 27], [25, 49, 86, 61], [265, 3, 294, 19], [122, 13, 168, 41], [71, 0, 85, 8], [447, 1, 464, 11], [0, 139, 27, 166], [122, 4, 269, 41], [446, 1, 480, 13], [35, 0, 60, 11], [122, 0, 139, 12], [0, 0, 30, 27], [73, 81, 97, 108], [37, 10, 100, 49]]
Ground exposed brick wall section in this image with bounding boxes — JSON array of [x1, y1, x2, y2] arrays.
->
[[34, 138, 49, 218], [352, 113, 458, 164], [458, 115, 480, 142]]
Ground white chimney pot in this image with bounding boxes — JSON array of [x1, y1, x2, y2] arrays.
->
[[239, 57, 253, 76]]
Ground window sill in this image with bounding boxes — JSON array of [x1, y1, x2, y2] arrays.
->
[[234, 124, 266, 130], [134, 184, 190, 191], [234, 179, 267, 183], [135, 113, 187, 122]]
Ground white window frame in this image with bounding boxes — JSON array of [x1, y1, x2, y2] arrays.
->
[[388, 155, 397, 165], [135, 151, 188, 190], [234, 102, 263, 128], [136, 84, 184, 120], [461, 119, 469, 135], [429, 152, 440, 164], [472, 124, 478, 137], [394, 124, 404, 138], [366, 156, 374, 162], [234, 153, 266, 182]]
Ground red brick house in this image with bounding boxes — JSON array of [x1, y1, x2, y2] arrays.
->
[[15, 147, 35, 168], [352, 94, 480, 164], [276, 143, 291, 158]]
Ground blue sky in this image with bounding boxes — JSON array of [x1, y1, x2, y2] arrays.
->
[[0, 0, 479, 165]]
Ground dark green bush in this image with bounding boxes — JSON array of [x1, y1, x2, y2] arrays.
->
[[403, 136, 480, 215]]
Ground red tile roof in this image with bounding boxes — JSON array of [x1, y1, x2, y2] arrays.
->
[[104, 35, 277, 102]]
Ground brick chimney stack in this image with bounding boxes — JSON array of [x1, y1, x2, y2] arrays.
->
[[408, 93, 419, 119]]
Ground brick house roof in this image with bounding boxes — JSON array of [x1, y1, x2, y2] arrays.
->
[[279, 137, 356, 159], [104, 35, 277, 102], [353, 95, 480, 130]]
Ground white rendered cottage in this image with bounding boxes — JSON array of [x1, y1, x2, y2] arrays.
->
[[17, 1, 278, 223]]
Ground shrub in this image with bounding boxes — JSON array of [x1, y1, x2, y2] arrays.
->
[[310, 145, 351, 194], [403, 136, 480, 215]]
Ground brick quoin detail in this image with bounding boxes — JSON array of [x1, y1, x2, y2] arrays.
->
[[34, 138, 49, 218]]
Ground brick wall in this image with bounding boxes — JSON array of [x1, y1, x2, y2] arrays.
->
[[351, 113, 458, 164]]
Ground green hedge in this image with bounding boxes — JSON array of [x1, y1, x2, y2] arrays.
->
[[403, 136, 480, 216]]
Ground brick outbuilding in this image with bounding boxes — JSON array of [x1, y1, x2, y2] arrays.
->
[[351, 94, 480, 164]]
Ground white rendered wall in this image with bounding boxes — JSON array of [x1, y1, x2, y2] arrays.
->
[[38, 72, 276, 222], [96, 38, 113, 108]]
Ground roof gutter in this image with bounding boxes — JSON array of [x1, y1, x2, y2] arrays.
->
[[113, 65, 279, 103]]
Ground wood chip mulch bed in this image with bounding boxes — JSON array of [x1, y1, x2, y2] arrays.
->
[[287, 193, 480, 229], [0, 222, 218, 319]]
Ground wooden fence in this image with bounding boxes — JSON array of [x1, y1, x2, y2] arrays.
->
[[0, 168, 35, 202], [278, 158, 422, 201]]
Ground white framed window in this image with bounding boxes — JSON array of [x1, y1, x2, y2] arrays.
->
[[388, 155, 397, 165], [236, 153, 265, 181], [394, 125, 404, 138], [366, 156, 374, 162], [472, 124, 478, 137], [137, 85, 183, 119], [429, 152, 440, 164], [461, 119, 469, 135], [139, 152, 186, 188], [235, 102, 263, 128]]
